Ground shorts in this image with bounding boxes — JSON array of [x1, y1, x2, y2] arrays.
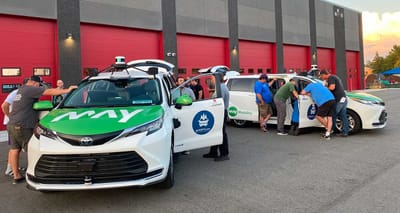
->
[[317, 100, 335, 117], [7, 125, 33, 151], [258, 103, 272, 117]]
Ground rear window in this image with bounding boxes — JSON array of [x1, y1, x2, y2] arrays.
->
[[227, 78, 257, 92]]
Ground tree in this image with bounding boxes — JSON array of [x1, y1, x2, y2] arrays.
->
[[366, 45, 400, 73]]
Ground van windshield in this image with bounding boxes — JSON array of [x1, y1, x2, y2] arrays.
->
[[61, 78, 162, 108]]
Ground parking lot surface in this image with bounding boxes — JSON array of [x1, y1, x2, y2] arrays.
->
[[0, 89, 399, 213]]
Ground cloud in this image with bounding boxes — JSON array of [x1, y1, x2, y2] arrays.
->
[[363, 11, 400, 61]]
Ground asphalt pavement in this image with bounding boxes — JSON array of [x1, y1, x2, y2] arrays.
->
[[0, 89, 399, 213]]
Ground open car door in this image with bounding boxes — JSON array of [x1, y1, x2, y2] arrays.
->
[[295, 77, 322, 128], [171, 73, 224, 153]]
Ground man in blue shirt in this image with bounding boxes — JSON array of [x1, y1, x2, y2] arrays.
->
[[254, 74, 274, 132], [301, 82, 335, 140]]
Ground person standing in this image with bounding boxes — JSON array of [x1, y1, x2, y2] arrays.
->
[[273, 79, 298, 135], [1, 79, 28, 176], [7, 75, 77, 184], [254, 74, 274, 132], [319, 70, 349, 137], [300, 82, 335, 140], [203, 72, 230, 161], [173, 76, 196, 101], [2, 89, 18, 176], [52, 79, 65, 105], [190, 79, 204, 100]]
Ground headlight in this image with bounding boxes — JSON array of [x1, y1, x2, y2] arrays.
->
[[34, 123, 57, 139], [125, 117, 163, 137]]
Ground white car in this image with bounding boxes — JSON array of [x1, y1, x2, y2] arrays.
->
[[27, 57, 225, 191], [226, 74, 387, 134]]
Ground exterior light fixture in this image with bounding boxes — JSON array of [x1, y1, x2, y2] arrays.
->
[[66, 33, 73, 39]]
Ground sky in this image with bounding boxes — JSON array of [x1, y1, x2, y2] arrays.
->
[[325, 0, 400, 62]]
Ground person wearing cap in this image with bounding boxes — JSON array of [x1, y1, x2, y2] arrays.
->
[[6, 75, 77, 184], [274, 78, 298, 135], [319, 70, 349, 137], [254, 74, 274, 132]]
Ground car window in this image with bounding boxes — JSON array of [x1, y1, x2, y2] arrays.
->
[[62, 78, 162, 107], [269, 78, 286, 95], [294, 77, 313, 93], [227, 78, 257, 92]]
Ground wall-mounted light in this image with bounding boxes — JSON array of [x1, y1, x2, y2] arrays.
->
[[232, 45, 238, 56], [166, 52, 176, 57], [66, 33, 73, 39]]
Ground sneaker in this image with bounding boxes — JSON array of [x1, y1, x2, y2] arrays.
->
[[338, 133, 348, 137], [322, 134, 331, 140], [277, 131, 288, 136], [214, 155, 230, 162], [4, 167, 13, 176]]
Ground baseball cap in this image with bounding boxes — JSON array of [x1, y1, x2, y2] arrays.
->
[[29, 75, 43, 83], [259, 74, 268, 80]]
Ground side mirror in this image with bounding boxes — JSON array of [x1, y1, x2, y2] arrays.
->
[[33, 100, 53, 111], [174, 94, 192, 109]]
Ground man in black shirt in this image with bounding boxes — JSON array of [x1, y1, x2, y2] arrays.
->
[[319, 70, 349, 137], [190, 79, 204, 100]]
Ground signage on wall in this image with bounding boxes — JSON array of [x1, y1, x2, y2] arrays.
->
[[2, 84, 21, 93]]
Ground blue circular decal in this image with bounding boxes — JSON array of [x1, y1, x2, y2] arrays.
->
[[307, 104, 318, 120], [192, 111, 215, 135]]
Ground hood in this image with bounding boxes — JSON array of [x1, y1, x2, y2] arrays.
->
[[346, 91, 384, 103], [39, 106, 163, 135]]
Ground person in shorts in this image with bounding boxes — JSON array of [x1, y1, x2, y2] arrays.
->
[[254, 74, 274, 132], [7, 75, 77, 184], [301, 82, 335, 140]]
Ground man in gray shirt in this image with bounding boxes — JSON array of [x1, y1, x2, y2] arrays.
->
[[7, 75, 77, 184], [203, 72, 230, 161]]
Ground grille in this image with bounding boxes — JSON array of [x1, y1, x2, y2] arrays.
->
[[31, 151, 160, 184], [57, 130, 122, 146]]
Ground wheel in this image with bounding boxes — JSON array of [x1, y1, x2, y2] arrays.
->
[[335, 110, 361, 134], [158, 146, 174, 189], [231, 119, 249, 127]]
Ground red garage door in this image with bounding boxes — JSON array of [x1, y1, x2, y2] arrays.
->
[[177, 34, 228, 77], [81, 24, 161, 76], [239, 40, 274, 75], [0, 15, 56, 130], [346, 51, 360, 91], [283, 45, 310, 73], [317, 48, 335, 74]]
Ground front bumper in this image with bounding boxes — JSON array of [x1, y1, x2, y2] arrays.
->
[[26, 129, 171, 191]]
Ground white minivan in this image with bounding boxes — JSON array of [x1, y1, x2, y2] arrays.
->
[[226, 74, 387, 134]]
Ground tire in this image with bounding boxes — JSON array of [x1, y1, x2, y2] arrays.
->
[[158, 146, 174, 189], [336, 110, 361, 134], [231, 119, 249, 127]]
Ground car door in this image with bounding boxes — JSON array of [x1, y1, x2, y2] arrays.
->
[[295, 77, 322, 128], [172, 73, 224, 153], [226, 78, 258, 122]]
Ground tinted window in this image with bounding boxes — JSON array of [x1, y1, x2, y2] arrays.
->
[[227, 78, 257, 92]]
